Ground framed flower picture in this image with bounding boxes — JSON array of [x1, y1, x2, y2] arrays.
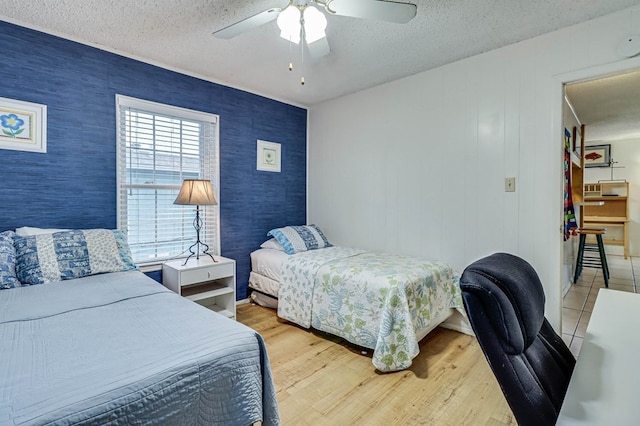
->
[[256, 140, 281, 172], [0, 97, 47, 153]]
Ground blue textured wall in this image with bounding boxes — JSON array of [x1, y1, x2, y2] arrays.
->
[[0, 21, 307, 299]]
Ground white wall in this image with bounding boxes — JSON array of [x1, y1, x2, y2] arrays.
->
[[584, 138, 640, 256], [307, 6, 640, 330]]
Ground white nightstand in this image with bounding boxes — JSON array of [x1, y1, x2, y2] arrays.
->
[[162, 256, 236, 319]]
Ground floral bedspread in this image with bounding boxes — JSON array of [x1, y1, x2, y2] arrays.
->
[[277, 247, 464, 372]]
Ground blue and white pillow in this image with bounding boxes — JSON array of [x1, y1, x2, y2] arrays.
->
[[0, 230, 20, 289], [14, 229, 138, 285], [267, 225, 332, 255]]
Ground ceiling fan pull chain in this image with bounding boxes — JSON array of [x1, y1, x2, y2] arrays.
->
[[288, 37, 294, 71], [300, 28, 305, 85]]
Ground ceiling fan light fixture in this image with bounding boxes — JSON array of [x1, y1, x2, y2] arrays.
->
[[303, 6, 327, 44], [277, 5, 301, 44]]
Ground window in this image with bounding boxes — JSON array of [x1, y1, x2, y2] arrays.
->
[[116, 95, 219, 265]]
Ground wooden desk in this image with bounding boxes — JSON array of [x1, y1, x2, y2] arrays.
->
[[583, 216, 629, 259], [583, 182, 629, 259], [557, 289, 640, 425]]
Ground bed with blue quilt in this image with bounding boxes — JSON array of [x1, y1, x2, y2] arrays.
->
[[249, 225, 470, 373], [0, 228, 279, 425]]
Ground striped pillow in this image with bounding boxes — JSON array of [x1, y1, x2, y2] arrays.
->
[[267, 225, 332, 255], [14, 229, 138, 285]]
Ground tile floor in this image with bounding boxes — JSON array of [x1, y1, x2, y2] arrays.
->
[[562, 255, 638, 357]]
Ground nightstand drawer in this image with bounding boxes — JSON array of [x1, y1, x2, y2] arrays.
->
[[181, 262, 234, 286]]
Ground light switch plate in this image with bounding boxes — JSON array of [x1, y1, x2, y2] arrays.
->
[[505, 177, 516, 192]]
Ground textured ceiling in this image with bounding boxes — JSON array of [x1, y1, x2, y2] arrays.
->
[[0, 0, 639, 107], [566, 70, 640, 142]]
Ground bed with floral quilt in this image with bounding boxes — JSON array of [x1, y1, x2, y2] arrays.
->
[[252, 224, 467, 372], [276, 246, 466, 372]]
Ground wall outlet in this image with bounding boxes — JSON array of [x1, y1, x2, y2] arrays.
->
[[505, 177, 516, 192]]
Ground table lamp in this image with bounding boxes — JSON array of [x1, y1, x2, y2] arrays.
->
[[173, 179, 217, 265]]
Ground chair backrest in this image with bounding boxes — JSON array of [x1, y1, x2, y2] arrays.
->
[[459, 253, 575, 426]]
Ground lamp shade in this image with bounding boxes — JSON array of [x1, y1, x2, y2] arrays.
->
[[303, 6, 327, 44], [173, 179, 217, 206], [277, 5, 301, 44]]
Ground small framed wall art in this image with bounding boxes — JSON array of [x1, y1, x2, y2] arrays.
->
[[584, 144, 610, 168], [256, 140, 281, 172], [0, 96, 47, 153]]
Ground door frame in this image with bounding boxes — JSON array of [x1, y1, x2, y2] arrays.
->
[[553, 56, 640, 329]]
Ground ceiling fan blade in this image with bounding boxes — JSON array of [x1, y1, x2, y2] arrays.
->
[[308, 37, 331, 59], [323, 0, 417, 24], [213, 8, 281, 39]]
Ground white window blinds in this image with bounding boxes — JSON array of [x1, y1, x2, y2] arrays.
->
[[116, 95, 219, 265]]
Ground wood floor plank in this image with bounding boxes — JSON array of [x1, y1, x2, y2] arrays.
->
[[237, 303, 516, 425]]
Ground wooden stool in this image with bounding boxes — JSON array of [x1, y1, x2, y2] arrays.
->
[[573, 228, 609, 287]]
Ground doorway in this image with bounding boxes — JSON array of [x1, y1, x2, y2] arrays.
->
[[558, 61, 640, 355]]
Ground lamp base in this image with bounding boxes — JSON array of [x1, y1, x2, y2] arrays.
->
[[182, 248, 216, 266], [181, 205, 218, 266]]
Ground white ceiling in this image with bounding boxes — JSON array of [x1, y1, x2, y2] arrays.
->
[[566, 70, 640, 143], [0, 0, 639, 107]]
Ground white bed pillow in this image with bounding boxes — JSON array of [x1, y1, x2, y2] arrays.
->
[[260, 238, 286, 252], [15, 226, 68, 236]]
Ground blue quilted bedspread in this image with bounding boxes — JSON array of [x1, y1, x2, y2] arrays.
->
[[0, 271, 279, 425]]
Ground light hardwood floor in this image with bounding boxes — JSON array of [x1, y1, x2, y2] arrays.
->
[[237, 303, 516, 425]]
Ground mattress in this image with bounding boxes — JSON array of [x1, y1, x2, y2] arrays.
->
[[250, 248, 288, 283], [249, 271, 280, 299], [250, 288, 279, 309], [0, 271, 279, 425], [249, 248, 287, 306]]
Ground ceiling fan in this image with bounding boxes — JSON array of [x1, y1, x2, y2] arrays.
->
[[213, 0, 418, 61]]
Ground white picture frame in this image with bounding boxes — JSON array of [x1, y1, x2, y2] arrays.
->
[[0, 96, 47, 154], [256, 140, 281, 172]]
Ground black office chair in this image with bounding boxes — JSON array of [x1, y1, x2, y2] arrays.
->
[[459, 253, 575, 426]]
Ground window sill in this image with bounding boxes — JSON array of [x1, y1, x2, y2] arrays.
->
[[137, 263, 163, 273]]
